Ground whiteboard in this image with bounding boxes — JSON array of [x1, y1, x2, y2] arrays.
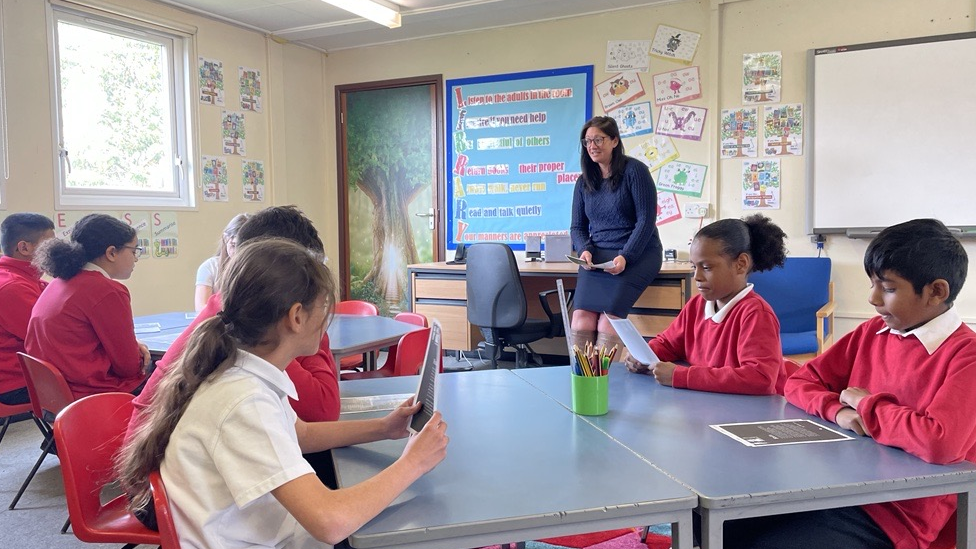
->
[[808, 33, 976, 235]]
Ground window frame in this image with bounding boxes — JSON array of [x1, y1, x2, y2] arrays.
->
[[47, 0, 197, 209], [0, 0, 8, 209]]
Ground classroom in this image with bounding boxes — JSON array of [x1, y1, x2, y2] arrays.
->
[[2, 0, 976, 548]]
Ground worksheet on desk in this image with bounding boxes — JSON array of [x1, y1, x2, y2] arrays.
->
[[711, 419, 853, 447]]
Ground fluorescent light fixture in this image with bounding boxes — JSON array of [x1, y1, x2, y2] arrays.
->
[[321, 0, 402, 29]]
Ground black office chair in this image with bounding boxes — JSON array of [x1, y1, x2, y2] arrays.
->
[[466, 243, 571, 369]]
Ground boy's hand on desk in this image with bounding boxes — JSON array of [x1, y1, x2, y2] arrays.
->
[[652, 362, 677, 386], [624, 355, 650, 374], [402, 411, 449, 476], [836, 407, 868, 437], [382, 397, 422, 440], [839, 387, 871, 409]]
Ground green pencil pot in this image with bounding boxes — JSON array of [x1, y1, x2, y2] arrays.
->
[[570, 373, 609, 416]]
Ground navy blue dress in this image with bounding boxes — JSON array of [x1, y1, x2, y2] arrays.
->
[[570, 157, 663, 318]]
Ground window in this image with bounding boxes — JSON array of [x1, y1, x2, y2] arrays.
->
[[49, 1, 195, 208]]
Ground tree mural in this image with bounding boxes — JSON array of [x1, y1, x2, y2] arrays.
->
[[346, 85, 434, 312]]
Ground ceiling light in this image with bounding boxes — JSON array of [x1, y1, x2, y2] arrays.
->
[[321, 0, 402, 29]]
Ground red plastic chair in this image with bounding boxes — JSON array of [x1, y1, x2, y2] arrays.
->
[[53, 392, 160, 546], [380, 312, 428, 370], [150, 471, 181, 549], [0, 400, 33, 450], [335, 300, 380, 372], [9, 352, 77, 510], [342, 327, 440, 379]]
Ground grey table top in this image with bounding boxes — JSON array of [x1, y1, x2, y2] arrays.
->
[[335, 369, 697, 549], [327, 314, 422, 359]]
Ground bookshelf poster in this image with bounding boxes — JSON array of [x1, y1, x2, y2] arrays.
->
[[120, 212, 152, 258], [242, 159, 265, 202], [763, 103, 803, 156], [221, 111, 246, 155], [743, 52, 782, 104], [720, 107, 759, 159], [151, 212, 179, 258], [202, 155, 228, 202], [742, 159, 781, 210], [198, 56, 224, 106], [239, 66, 262, 112]]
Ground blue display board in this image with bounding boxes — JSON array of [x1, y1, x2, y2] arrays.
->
[[446, 65, 593, 250]]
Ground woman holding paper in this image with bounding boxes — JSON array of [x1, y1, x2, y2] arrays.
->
[[570, 116, 663, 352]]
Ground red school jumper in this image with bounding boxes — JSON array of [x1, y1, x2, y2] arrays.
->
[[786, 314, 976, 549], [0, 256, 48, 394], [25, 269, 144, 399], [649, 290, 783, 395], [126, 292, 340, 443]]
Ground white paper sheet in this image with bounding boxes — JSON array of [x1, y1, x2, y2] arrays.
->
[[608, 317, 660, 365]]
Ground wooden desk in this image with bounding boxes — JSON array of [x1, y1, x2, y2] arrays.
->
[[407, 261, 695, 351]]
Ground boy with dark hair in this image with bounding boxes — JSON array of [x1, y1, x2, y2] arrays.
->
[[733, 218, 976, 549], [126, 205, 339, 443], [0, 213, 55, 404]]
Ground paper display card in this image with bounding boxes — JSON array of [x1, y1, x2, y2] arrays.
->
[[239, 66, 262, 112], [657, 161, 707, 197], [198, 56, 224, 106], [221, 111, 246, 156], [657, 104, 707, 141], [742, 159, 781, 210], [566, 255, 615, 270], [763, 103, 803, 156], [633, 135, 679, 173], [743, 51, 782, 104], [710, 419, 854, 448], [608, 317, 659, 365], [202, 155, 228, 202], [595, 71, 645, 113], [655, 192, 682, 226], [720, 107, 759, 159], [410, 320, 442, 434], [652, 67, 702, 105], [606, 40, 651, 72], [650, 25, 701, 64], [610, 101, 654, 138]]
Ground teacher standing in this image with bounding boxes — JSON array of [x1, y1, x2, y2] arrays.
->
[[570, 116, 663, 352]]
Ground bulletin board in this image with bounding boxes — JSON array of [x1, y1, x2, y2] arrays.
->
[[446, 65, 593, 250]]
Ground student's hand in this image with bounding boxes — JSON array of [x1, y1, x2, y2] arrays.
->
[[651, 361, 677, 386], [401, 411, 449, 476], [381, 397, 422, 440], [137, 343, 152, 372], [839, 387, 871, 409], [605, 255, 627, 275], [579, 250, 594, 270], [835, 407, 869, 436], [624, 355, 651, 375]]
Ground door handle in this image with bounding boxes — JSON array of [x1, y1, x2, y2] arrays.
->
[[415, 208, 436, 230]]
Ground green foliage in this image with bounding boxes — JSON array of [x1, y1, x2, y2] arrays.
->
[[349, 276, 393, 317]]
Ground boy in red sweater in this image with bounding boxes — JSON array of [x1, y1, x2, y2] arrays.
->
[[727, 219, 976, 549], [0, 213, 55, 405], [625, 214, 786, 395]]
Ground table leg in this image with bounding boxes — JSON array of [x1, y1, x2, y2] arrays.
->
[[959, 487, 976, 549], [700, 509, 723, 549], [673, 513, 694, 549]]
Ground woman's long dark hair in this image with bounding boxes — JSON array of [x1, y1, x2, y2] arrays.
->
[[32, 213, 136, 279], [578, 116, 626, 192]]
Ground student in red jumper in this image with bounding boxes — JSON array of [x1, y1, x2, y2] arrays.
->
[[745, 218, 976, 549], [625, 214, 786, 395], [26, 214, 150, 399], [126, 205, 340, 446], [0, 213, 55, 405]]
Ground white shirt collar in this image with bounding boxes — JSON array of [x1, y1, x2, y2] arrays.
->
[[875, 306, 962, 355], [82, 262, 111, 278], [704, 284, 753, 323], [235, 350, 300, 400]]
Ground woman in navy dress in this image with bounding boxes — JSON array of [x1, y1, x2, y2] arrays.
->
[[570, 116, 662, 352]]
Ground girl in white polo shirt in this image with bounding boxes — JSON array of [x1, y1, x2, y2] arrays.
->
[[118, 238, 449, 548]]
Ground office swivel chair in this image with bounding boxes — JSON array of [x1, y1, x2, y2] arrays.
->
[[465, 242, 567, 369]]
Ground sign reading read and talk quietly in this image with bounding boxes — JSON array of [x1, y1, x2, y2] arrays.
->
[[446, 66, 592, 250]]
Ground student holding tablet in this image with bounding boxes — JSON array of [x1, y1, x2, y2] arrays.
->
[[625, 214, 787, 395], [118, 239, 448, 547]]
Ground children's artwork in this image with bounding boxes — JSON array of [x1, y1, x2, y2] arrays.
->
[[632, 135, 679, 173], [742, 159, 781, 210], [763, 103, 803, 156], [657, 161, 707, 197], [652, 67, 702, 105], [720, 107, 759, 159], [239, 66, 262, 112], [150, 211, 179, 258], [120, 212, 152, 256], [656, 192, 682, 225], [201, 155, 228, 202], [198, 56, 224, 106], [610, 101, 653, 138], [743, 52, 782, 104], [650, 25, 701, 64], [606, 40, 651, 72], [595, 71, 645, 112], [242, 159, 265, 202], [656, 104, 707, 141], [221, 111, 246, 155]]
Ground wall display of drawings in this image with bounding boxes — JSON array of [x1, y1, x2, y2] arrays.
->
[[242, 159, 265, 202], [656, 192, 681, 225], [221, 111, 246, 155], [150, 211, 179, 258], [742, 158, 780, 210], [606, 40, 650, 72], [720, 107, 758, 158], [611, 101, 653, 138], [650, 25, 701, 64], [595, 71, 645, 112], [657, 104, 707, 141], [657, 161, 707, 197], [764, 103, 803, 156], [445, 65, 592, 249], [202, 155, 228, 202], [632, 135, 679, 173], [743, 51, 782, 104], [55, 210, 178, 258], [652, 67, 702, 105], [198, 56, 224, 106], [239, 66, 262, 112]]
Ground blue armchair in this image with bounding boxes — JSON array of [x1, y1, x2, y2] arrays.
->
[[748, 257, 835, 359]]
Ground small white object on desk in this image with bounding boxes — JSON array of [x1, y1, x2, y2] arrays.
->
[[608, 317, 660, 365]]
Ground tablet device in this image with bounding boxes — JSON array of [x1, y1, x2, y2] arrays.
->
[[409, 319, 442, 434], [608, 317, 660, 365]]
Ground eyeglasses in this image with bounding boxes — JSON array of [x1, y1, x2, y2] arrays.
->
[[581, 136, 608, 148], [123, 245, 145, 258]]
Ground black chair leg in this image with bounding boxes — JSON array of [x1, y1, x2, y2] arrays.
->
[[61, 517, 70, 534], [0, 416, 10, 447], [9, 435, 54, 509]]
